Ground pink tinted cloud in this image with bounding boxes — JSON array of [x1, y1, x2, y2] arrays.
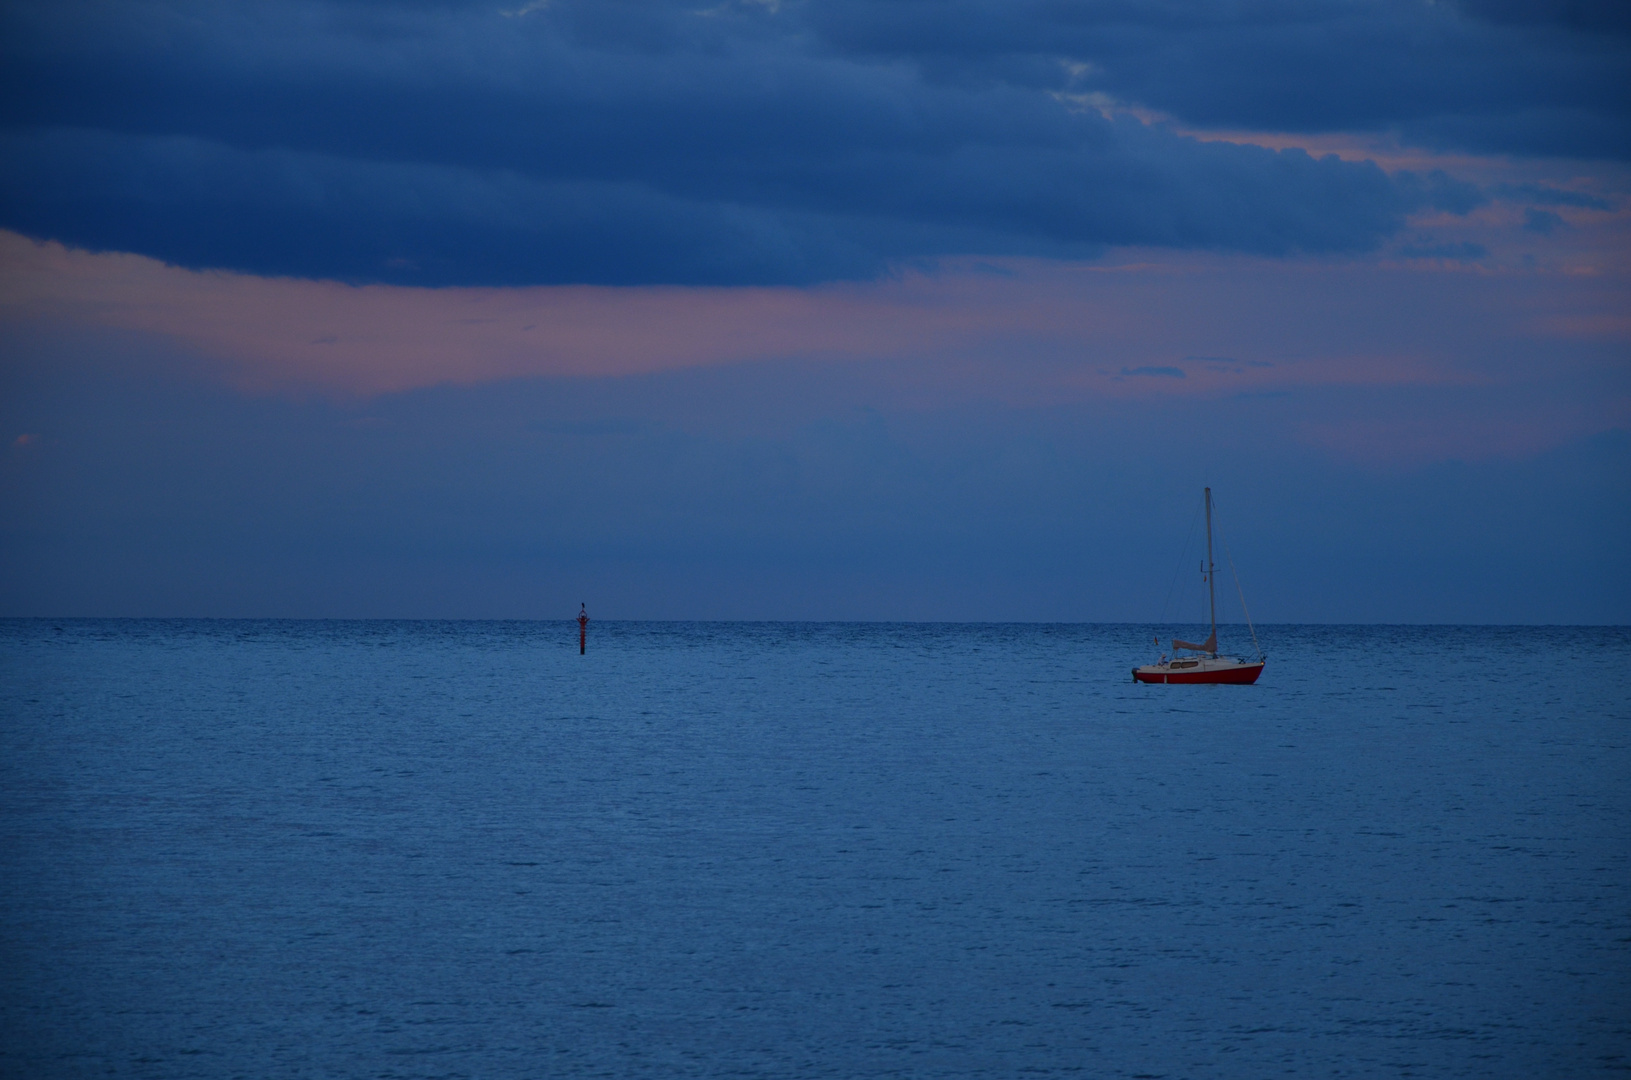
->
[[1, 221, 1626, 462], [0, 231, 957, 393]]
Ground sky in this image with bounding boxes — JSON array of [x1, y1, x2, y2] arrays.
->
[[1, 0, 1628, 622]]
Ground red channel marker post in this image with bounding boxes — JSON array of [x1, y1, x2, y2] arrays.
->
[[577, 604, 589, 655]]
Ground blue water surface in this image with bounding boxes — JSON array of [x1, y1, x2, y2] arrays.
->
[[1, 621, 1627, 1078]]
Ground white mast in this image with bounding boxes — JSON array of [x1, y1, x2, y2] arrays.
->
[[1204, 487, 1217, 654]]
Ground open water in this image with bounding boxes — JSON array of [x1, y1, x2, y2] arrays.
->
[[1, 620, 1627, 1079]]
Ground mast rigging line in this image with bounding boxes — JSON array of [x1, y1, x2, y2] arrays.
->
[[1209, 496, 1264, 660], [1158, 502, 1202, 628]]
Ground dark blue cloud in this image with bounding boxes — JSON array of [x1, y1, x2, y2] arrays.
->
[[1457, 0, 1631, 36], [805, 0, 1631, 156], [0, 0, 1616, 285], [1490, 182, 1614, 209], [1394, 239, 1489, 261], [1523, 208, 1564, 234]]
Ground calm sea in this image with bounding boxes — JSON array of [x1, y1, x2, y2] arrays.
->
[[1, 621, 1626, 1078]]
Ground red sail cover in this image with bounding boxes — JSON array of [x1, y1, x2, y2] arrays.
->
[[1173, 633, 1217, 653]]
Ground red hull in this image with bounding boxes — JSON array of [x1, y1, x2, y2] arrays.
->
[[1133, 663, 1264, 685]]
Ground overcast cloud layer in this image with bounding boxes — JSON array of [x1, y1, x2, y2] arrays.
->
[[2, 0, 1623, 285]]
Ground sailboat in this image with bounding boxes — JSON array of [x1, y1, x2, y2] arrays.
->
[[1132, 487, 1266, 685]]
